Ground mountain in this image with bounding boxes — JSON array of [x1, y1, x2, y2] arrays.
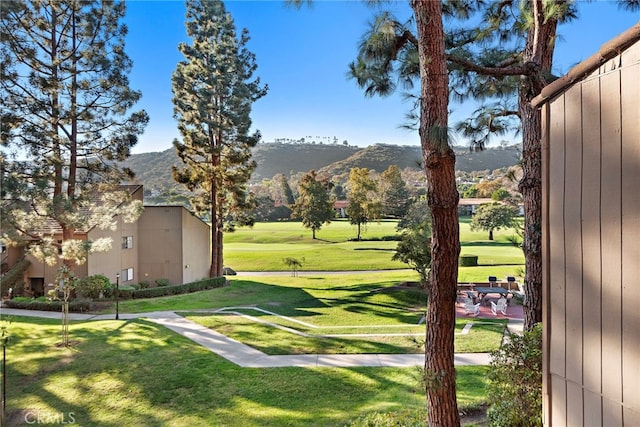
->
[[122, 142, 521, 193]]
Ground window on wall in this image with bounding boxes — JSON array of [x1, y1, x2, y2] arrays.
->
[[120, 268, 134, 282], [121, 236, 133, 249]]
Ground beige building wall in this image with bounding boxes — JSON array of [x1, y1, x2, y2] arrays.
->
[[137, 206, 210, 286], [87, 215, 139, 285], [540, 38, 640, 425], [180, 209, 210, 284]]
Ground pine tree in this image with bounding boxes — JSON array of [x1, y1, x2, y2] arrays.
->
[[171, 0, 267, 277], [349, 2, 460, 423], [291, 170, 334, 239], [0, 0, 147, 271], [379, 165, 410, 218], [0, 0, 148, 345]]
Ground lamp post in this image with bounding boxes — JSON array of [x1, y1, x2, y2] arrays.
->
[[115, 272, 120, 320]]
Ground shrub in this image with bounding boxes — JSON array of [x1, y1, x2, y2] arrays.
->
[[138, 280, 150, 289], [348, 409, 426, 426], [5, 298, 92, 313], [487, 324, 542, 427], [132, 277, 226, 299], [76, 274, 113, 299], [155, 278, 171, 287], [459, 255, 478, 267]]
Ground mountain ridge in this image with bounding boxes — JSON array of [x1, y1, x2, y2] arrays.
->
[[122, 142, 521, 192]]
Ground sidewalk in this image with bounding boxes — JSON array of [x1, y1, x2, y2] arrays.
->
[[0, 306, 520, 368]]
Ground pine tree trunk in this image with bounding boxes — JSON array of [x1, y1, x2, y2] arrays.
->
[[411, 1, 461, 425], [210, 178, 219, 278], [518, 1, 558, 331]]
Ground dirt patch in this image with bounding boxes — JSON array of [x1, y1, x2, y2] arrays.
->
[[460, 406, 489, 426]]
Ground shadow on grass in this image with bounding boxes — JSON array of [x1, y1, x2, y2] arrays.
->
[[5, 316, 435, 426]]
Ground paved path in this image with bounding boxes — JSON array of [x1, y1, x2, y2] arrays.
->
[[0, 307, 521, 368]]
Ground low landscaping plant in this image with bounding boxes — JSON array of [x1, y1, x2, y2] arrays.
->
[[5, 298, 92, 313], [75, 274, 113, 299], [131, 277, 226, 299], [487, 323, 542, 427]]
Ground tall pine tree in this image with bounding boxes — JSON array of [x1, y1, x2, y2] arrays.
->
[[1, 0, 147, 346], [0, 0, 147, 273], [172, 0, 267, 277]]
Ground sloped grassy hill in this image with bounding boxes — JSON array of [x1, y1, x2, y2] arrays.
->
[[121, 142, 521, 192]]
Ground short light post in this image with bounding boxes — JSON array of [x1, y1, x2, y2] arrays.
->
[[115, 272, 120, 320]]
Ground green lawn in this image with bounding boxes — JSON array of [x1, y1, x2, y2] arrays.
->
[[224, 218, 524, 282], [2, 316, 489, 426], [2, 218, 521, 425]]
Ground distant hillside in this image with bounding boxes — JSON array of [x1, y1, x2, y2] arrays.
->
[[251, 142, 359, 181], [122, 142, 521, 193]]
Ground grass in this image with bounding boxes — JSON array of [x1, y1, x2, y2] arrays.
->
[[3, 218, 520, 425], [2, 315, 490, 426], [111, 273, 506, 355], [224, 218, 524, 282]]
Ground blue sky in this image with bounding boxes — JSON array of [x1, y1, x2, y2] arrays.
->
[[123, 1, 639, 154]]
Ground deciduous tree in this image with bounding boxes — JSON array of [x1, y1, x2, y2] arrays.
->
[[346, 167, 381, 241], [291, 170, 334, 239], [171, 0, 267, 277], [470, 202, 518, 240]]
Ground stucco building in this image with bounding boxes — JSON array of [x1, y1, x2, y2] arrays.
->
[[2, 185, 211, 295]]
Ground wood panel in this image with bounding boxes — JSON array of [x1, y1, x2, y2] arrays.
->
[[580, 76, 603, 399], [551, 374, 568, 426], [599, 67, 623, 408], [548, 95, 567, 380], [602, 396, 623, 426], [541, 103, 552, 427], [620, 60, 640, 419], [584, 390, 602, 427], [563, 83, 584, 387]]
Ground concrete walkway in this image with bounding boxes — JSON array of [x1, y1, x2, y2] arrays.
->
[[0, 307, 522, 368]]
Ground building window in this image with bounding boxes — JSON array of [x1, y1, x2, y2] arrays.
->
[[121, 236, 133, 249], [121, 268, 134, 282]]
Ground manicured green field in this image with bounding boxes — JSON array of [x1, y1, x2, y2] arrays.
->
[[2, 315, 490, 426], [2, 218, 521, 425], [224, 218, 525, 282]]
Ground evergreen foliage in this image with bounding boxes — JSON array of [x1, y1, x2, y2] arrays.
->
[[488, 324, 543, 427], [379, 165, 410, 218], [171, 0, 267, 277], [392, 199, 432, 287], [0, 0, 148, 270]]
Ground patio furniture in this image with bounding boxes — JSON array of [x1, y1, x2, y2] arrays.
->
[[491, 297, 508, 316]]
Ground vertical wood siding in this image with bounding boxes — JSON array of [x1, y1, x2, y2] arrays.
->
[[543, 42, 640, 426]]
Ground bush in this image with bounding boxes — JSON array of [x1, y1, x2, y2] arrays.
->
[[487, 324, 542, 427], [5, 298, 92, 313], [459, 255, 478, 267], [76, 274, 113, 299], [138, 280, 150, 289], [348, 409, 426, 426], [155, 278, 171, 287], [132, 277, 226, 299]]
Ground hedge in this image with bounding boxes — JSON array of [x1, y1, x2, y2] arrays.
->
[[5, 298, 93, 313], [130, 277, 226, 299]]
